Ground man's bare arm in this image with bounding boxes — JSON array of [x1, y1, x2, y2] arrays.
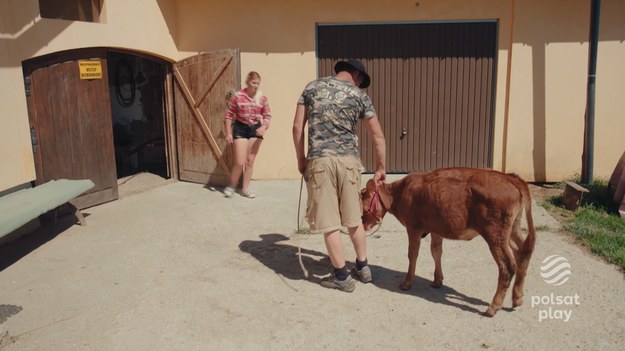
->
[[292, 104, 308, 175], [363, 116, 386, 182]]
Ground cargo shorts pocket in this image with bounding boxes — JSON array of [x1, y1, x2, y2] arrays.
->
[[305, 164, 328, 189], [344, 159, 362, 186]]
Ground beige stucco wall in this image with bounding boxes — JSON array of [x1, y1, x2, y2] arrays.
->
[[0, 0, 180, 191], [176, 0, 513, 180], [0, 1, 39, 192], [175, 0, 625, 183], [506, 0, 625, 182], [593, 0, 625, 182], [1, 0, 623, 193]]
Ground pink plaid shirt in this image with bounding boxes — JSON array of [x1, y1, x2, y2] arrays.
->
[[224, 89, 271, 125]]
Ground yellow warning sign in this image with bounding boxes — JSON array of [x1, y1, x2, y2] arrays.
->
[[78, 60, 102, 79]]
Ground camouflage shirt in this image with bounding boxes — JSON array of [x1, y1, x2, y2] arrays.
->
[[298, 77, 376, 159]]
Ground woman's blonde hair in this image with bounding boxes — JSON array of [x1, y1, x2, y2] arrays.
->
[[246, 71, 261, 82], [246, 71, 263, 106]]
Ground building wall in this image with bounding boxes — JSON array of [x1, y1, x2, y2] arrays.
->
[[0, 0, 179, 191], [592, 0, 625, 182], [506, 0, 625, 181], [1, 0, 624, 193], [175, 0, 625, 182], [0, 1, 39, 191], [175, 0, 513, 180]]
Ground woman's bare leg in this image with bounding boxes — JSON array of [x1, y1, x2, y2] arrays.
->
[[229, 138, 249, 189], [241, 138, 263, 191]]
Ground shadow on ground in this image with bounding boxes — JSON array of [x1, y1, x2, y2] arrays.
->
[[240, 233, 491, 315], [0, 213, 87, 272], [0, 304, 22, 324]]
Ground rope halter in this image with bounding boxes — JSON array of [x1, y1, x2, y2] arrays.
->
[[364, 189, 383, 224]]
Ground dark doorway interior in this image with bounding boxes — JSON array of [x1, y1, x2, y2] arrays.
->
[[107, 52, 168, 179]]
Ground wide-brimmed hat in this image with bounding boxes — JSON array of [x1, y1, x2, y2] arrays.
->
[[334, 59, 371, 88]]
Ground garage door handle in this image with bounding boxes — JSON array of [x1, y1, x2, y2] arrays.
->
[[401, 128, 407, 139]]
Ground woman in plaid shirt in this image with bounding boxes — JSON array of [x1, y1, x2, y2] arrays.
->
[[223, 71, 271, 199]]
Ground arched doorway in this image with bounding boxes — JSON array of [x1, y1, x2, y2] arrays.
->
[[107, 51, 169, 179], [23, 48, 172, 208], [23, 47, 240, 208]]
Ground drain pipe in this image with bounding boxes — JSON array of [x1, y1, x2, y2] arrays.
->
[[582, 0, 601, 185]]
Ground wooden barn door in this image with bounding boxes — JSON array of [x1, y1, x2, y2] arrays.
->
[[173, 49, 240, 186], [24, 48, 118, 208], [318, 21, 497, 173]]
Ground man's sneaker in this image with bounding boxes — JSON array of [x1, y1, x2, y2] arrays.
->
[[240, 189, 256, 199], [351, 265, 372, 283], [320, 275, 355, 292], [223, 186, 235, 198]]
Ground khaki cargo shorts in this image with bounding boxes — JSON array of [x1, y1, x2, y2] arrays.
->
[[304, 156, 363, 234]]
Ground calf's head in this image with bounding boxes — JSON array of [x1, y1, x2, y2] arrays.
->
[[360, 179, 393, 230]]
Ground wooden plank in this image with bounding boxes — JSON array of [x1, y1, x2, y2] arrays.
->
[[164, 70, 178, 180], [173, 65, 230, 174], [563, 181, 589, 211], [27, 67, 50, 184], [0, 179, 94, 236], [564, 180, 590, 193], [194, 54, 233, 108]]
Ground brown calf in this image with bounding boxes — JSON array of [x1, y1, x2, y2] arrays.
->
[[361, 168, 536, 317]]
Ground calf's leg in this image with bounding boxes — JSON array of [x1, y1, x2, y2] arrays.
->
[[510, 219, 534, 308], [484, 237, 517, 317], [400, 227, 423, 290], [430, 233, 444, 288], [511, 259, 529, 308]]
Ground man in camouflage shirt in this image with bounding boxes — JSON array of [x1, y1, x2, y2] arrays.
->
[[292, 60, 387, 292]]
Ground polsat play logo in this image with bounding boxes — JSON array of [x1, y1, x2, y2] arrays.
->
[[540, 255, 572, 286], [532, 255, 579, 322]]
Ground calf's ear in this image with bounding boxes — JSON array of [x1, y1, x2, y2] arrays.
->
[[366, 178, 377, 192], [378, 184, 393, 210]]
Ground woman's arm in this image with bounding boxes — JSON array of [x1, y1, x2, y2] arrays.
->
[[224, 94, 237, 144]]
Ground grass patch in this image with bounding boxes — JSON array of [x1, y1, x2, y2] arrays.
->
[[545, 178, 625, 271], [294, 226, 311, 235], [563, 207, 625, 269]]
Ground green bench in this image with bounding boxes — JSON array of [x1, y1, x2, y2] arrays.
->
[[0, 179, 95, 240]]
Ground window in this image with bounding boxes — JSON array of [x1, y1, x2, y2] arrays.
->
[[39, 0, 103, 23]]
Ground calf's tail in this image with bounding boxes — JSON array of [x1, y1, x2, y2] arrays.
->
[[510, 174, 536, 256]]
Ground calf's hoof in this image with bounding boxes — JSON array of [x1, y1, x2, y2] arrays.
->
[[399, 281, 412, 291], [512, 296, 524, 308], [483, 306, 499, 317], [430, 280, 443, 289]]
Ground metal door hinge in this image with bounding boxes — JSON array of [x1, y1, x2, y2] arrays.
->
[[24, 75, 31, 97], [30, 127, 37, 153]]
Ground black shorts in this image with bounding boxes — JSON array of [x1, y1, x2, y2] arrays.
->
[[233, 121, 263, 140]]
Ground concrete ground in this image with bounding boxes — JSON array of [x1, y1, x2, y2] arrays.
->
[[1, 174, 624, 350]]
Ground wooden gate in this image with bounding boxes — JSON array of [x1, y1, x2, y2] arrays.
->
[[318, 21, 498, 172], [24, 48, 118, 208], [173, 50, 240, 186]]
